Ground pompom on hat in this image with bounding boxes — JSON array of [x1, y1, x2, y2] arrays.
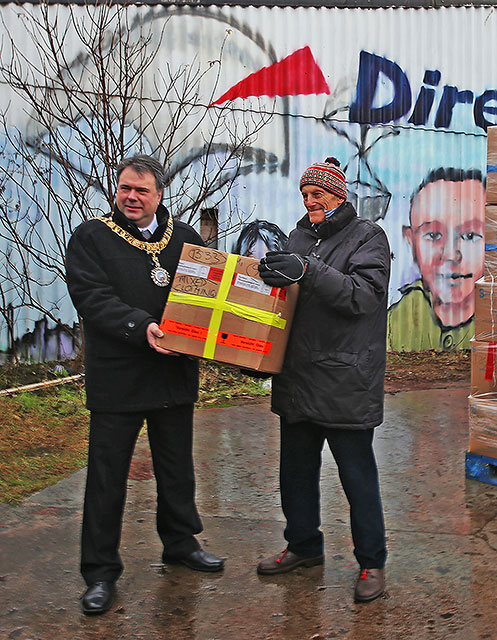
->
[[299, 157, 347, 200]]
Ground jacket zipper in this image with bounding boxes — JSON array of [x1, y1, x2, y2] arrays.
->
[[310, 238, 322, 259]]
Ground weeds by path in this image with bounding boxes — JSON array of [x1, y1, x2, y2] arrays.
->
[[0, 384, 89, 503]]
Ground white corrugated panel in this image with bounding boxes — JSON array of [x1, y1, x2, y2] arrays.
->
[[0, 3, 495, 355]]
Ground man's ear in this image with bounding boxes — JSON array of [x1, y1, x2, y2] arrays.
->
[[402, 225, 414, 254]]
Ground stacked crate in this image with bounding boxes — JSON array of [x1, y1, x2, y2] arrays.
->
[[465, 127, 497, 484]]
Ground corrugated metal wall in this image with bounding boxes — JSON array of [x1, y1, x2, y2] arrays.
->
[[0, 2, 495, 357]]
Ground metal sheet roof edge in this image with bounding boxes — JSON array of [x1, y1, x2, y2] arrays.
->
[[0, 1, 495, 9]]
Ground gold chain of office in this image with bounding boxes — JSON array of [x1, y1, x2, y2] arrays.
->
[[96, 215, 174, 287]]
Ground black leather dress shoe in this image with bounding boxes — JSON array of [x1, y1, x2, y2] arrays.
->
[[81, 581, 115, 615], [163, 549, 225, 572]]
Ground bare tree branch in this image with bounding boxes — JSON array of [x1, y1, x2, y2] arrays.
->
[[0, 1, 273, 358]]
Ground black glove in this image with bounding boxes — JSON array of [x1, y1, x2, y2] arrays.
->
[[258, 251, 308, 287]]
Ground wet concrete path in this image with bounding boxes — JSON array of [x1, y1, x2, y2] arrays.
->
[[1, 386, 496, 639]]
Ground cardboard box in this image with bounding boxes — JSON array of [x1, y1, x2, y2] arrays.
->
[[485, 204, 497, 247], [468, 394, 497, 458], [485, 251, 497, 279], [487, 126, 497, 204], [484, 205, 497, 277], [474, 278, 497, 341], [470, 338, 497, 396], [156, 244, 298, 373]]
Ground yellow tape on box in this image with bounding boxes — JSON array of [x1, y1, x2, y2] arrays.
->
[[157, 244, 298, 373]]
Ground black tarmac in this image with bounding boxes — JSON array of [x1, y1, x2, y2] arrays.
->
[[1, 386, 496, 639]]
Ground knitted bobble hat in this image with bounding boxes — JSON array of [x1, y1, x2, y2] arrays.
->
[[299, 157, 347, 200]]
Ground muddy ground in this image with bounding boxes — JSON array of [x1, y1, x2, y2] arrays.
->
[[0, 350, 471, 395], [383, 350, 470, 393]]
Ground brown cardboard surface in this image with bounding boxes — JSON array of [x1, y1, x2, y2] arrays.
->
[[484, 202, 497, 276], [485, 252, 497, 279], [474, 278, 497, 341], [156, 244, 298, 373], [487, 126, 497, 205], [468, 393, 497, 458], [485, 204, 497, 247], [470, 338, 497, 396]]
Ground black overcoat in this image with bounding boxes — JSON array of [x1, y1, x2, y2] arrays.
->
[[271, 202, 391, 430], [66, 204, 202, 412]]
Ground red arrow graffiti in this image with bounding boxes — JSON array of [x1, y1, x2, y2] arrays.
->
[[211, 46, 330, 105]]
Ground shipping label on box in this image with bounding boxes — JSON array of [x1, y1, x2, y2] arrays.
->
[[487, 126, 497, 205], [470, 338, 497, 395], [468, 393, 497, 458], [157, 244, 298, 373], [474, 278, 497, 341]]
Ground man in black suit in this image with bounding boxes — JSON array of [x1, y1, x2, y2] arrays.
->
[[66, 154, 224, 615]]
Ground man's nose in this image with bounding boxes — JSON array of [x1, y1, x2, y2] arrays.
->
[[442, 241, 462, 263], [127, 189, 138, 199]]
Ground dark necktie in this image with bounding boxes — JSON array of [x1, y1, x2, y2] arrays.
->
[[141, 229, 152, 240]]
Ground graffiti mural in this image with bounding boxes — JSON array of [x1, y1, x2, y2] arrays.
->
[[387, 168, 485, 351], [232, 219, 288, 259], [349, 50, 496, 132], [0, 4, 496, 358]]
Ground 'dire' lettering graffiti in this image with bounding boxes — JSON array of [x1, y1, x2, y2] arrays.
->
[[349, 51, 497, 131]]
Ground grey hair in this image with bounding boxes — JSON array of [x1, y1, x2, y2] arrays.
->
[[116, 155, 166, 193]]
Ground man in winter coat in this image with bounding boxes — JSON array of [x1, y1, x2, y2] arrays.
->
[[66, 155, 224, 616], [257, 157, 390, 602]]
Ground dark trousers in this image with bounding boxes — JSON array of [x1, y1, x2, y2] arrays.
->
[[81, 405, 202, 585], [280, 418, 387, 569]]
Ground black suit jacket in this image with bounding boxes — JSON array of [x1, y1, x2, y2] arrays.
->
[[66, 204, 203, 412]]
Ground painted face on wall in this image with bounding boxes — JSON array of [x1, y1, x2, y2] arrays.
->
[[301, 185, 344, 224], [405, 178, 485, 311]]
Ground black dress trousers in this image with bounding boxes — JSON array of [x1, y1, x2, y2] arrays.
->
[[81, 404, 202, 585], [279, 418, 387, 569]]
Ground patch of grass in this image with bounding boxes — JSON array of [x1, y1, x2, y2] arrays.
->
[[0, 359, 82, 390], [0, 381, 89, 504], [197, 362, 270, 407], [16, 392, 43, 412]]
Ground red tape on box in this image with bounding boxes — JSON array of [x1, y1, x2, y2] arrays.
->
[[160, 319, 208, 341], [485, 342, 497, 381], [160, 320, 272, 354], [216, 331, 272, 354]]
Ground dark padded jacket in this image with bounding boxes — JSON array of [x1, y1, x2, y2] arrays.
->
[[66, 204, 203, 412], [271, 202, 391, 430]]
